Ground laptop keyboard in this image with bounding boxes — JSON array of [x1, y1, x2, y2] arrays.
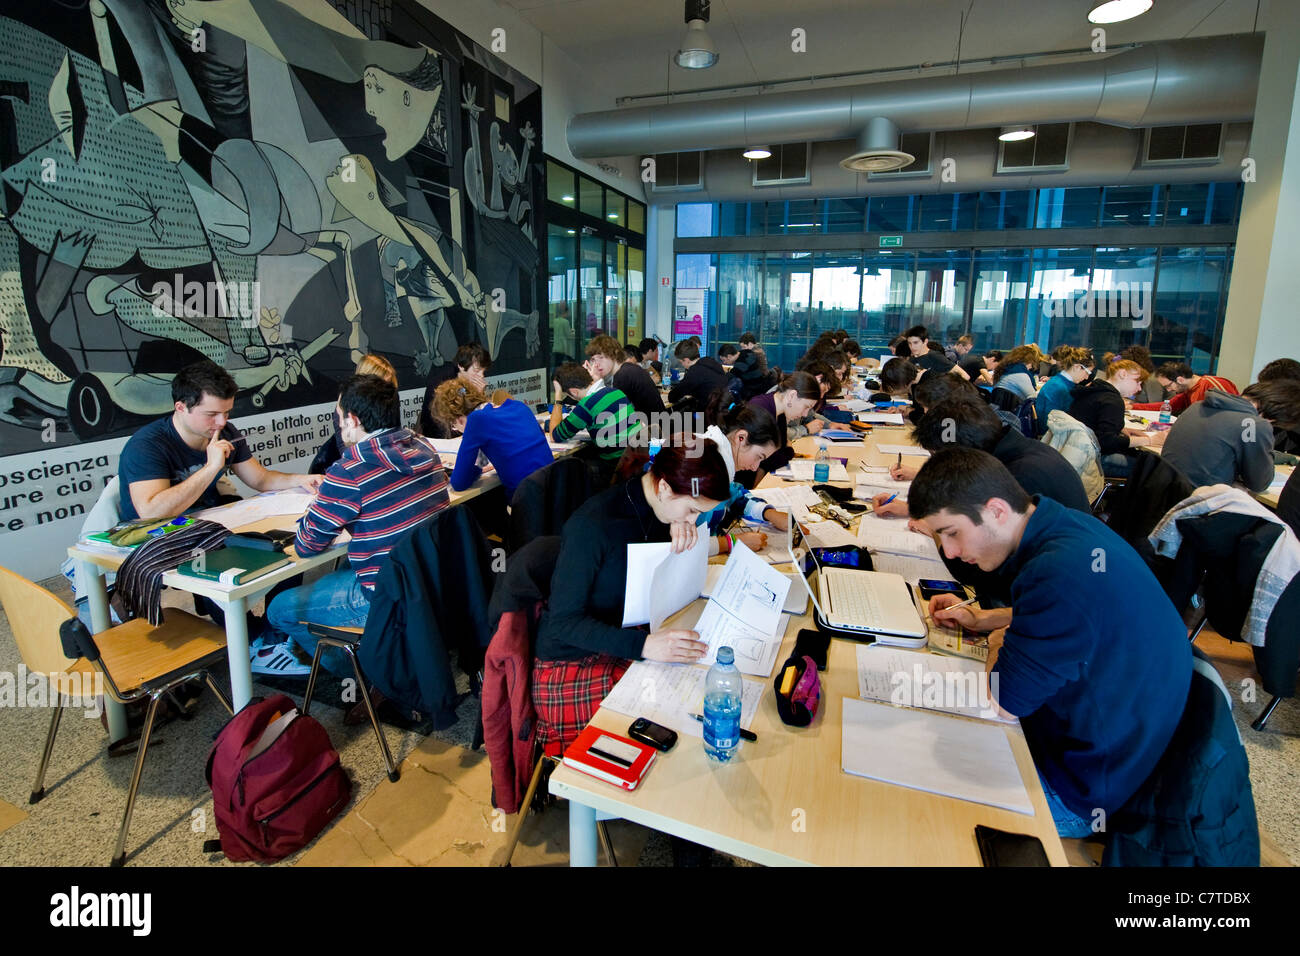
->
[[827, 573, 883, 624]]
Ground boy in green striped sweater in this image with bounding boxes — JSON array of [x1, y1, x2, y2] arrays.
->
[[549, 362, 644, 460]]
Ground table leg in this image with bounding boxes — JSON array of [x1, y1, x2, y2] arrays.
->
[[77, 559, 127, 743], [221, 596, 253, 712], [568, 799, 599, 867]]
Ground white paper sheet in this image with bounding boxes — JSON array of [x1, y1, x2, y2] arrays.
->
[[875, 444, 930, 457], [750, 485, 820, 519], [855, 645, 1014, 723], [622, 542, 670, 627], [803, 519, 860, 549], [840, 697, 1032, 814], [648, 534, 710, 631], [692, 542, 790, 677], [773, 460, 851, 482], [703, 565, 807, 614], [830, 399, 872, 412], [857, 513, 941, 558], [599, 660, 765, 737], [857, 412, 905, 425], [426, 437, 462, 454], [855, 477, 912, 500], [869, 551, 952, 584], [194, 492, 316, 530]]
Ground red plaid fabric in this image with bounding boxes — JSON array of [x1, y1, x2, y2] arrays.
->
[[532, 654, 631, 756]]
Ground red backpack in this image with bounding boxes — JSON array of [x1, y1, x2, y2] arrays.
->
[[204, 694, 352, 862]]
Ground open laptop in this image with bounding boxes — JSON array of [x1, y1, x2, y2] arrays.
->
[[787, 520, 926, 645]]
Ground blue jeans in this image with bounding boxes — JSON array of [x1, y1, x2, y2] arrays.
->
[[266, 569, 371, 678], [1038, 772, 1095, 838]]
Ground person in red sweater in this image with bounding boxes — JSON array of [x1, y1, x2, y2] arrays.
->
[[1132, 361, 1237, 415]]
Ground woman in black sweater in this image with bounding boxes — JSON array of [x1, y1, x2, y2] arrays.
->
[[534, 439, 731, 753]]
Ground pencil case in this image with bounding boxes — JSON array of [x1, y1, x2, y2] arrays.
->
[[773, 653, 821, 727]]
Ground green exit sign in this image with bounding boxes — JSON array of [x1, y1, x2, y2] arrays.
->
[[879, 236, 903, 247]]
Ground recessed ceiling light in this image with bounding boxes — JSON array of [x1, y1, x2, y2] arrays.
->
[[999, 125, 1036, 142], [566, 229, 575, 234], [1088, 0, 1153, 24], [562, 194, 574, 202], [608, 212, 619, 219], [743, 146, 772, 160]]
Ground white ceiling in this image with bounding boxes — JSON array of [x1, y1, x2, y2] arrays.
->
[[500, 0, 1262, 105]]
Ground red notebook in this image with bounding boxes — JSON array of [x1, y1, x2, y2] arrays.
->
[[562, 726, 658, 791]]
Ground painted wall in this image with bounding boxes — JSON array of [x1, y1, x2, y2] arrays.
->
[[0, 0, 550, 578]]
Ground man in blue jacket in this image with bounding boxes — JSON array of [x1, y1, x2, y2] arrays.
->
[[908, 446, 1192, 837]]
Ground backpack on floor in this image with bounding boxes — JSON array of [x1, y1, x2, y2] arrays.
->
[[204, 694, 351, 862]]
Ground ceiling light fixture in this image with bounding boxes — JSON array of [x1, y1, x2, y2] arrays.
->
[[561, 194, 574, 202], [999, 125, 1036, 142], [674, 0, 718, 69], [1088, 0, 1153, 24], [743, 146, 772, 160]]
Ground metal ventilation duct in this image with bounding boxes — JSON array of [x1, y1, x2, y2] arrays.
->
[[567, 36, 1261, 159], [841, 116, 913, 172]]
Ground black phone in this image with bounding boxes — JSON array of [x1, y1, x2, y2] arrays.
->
[[918, 579, 965, 601], [628, 718, 677, 752], [974, 825, 1050, 867]]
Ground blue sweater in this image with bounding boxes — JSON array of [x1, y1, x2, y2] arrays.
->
[[1034, 372, 1076, 429], [449, 399, 554, 500], [993, 497, 1191, 818]]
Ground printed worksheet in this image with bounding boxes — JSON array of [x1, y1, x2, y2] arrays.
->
[[692, 541, 791, 677], [600, 660, 765, 737], [869, 551, 952, 584], [750, 485, 821, 520], [195, 491, 317, 530], [857, 513, 941, 557], [857, 412, 905, 425], [855, 645, 1014, 723]]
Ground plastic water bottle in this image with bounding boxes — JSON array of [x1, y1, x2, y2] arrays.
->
[[814, 437, 830, 482], [703, 647, 743, 763], [1159, 399, 1172, 425]]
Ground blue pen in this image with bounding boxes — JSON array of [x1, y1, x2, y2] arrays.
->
[[880, 493, 898, 507]]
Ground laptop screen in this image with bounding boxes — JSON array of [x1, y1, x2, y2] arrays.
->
[[788, 520, 829, 620]]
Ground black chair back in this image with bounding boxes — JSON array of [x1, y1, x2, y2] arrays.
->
[[506, 457, 593, 551]]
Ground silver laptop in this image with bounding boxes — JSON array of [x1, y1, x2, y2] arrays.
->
[[787, 521, 926, 642]]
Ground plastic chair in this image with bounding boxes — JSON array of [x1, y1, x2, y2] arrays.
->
[[0, 566, 231, 866]]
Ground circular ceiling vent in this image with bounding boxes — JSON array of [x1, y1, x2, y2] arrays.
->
[[840, 148, 914, 173]]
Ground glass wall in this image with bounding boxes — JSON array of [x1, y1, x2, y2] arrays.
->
[[544, 157, 647, 364], [674, 183, 1239, 369]]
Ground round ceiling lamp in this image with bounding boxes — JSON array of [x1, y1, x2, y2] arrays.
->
[[1088, 0, 1153, 24], [999, 125, 1036, 142], [742, 146, 772, 160]]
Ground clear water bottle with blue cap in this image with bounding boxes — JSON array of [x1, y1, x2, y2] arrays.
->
[[814, 437, 831, 482], [703, 647, 743, 763]]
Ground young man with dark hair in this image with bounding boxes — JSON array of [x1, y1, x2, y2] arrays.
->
[[730, 332, 771, 399], [669, 338, 728, 410], [1132, 361, 1237, 416], [420, 341, 491, 436], [908, 446, 1191, 838], [260, 374, 451, 677], [638, 337, 663, 383], [118, 360, 322, 522], [717, 343, 740, 364], [1160, 382, 1292, 491], [904, 325, 968, 379], [613, 340, 665, 416], [549, 361, 644, 465], [1259, 358, 1300, 382]]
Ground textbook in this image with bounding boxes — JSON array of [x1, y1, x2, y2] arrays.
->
[[561, 726, 658, 790], [175, 545, 292, 586]]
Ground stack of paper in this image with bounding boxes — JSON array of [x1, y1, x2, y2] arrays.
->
[[751, 485, 820, 519], [703, 566, 806, 613], [194, 491, 316, 531], [857, 411, 905, 425], [855, 475, 911, 500], [857, 512, 941, 558], [875, 443, 930, 458], [854, 645, 1013, 723], [600, 660, 765, 738], [840, 697, 1032, 814]]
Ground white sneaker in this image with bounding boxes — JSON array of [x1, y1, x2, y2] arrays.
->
[[249, 642, 312, 677]]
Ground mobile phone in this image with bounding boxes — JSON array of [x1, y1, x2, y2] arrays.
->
[[918, 578, 965, 601], [628, 718, 677, 752], [974, 825, 1050, 867]]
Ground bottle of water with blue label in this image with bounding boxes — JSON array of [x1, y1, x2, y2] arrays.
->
[[814, 437, 831, 482], [703, 646, 743, 763], [1159, 399, 1172, 426]]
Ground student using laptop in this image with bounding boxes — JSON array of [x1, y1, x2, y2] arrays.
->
[[908, 447, 1191, 837]]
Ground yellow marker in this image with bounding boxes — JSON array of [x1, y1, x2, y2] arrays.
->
[[780, 665, 797, 696]]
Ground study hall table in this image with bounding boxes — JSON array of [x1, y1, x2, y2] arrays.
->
[[549, 421, 1068, 866], [547, 597, 1069, 866], [66, 460, 515, 742]]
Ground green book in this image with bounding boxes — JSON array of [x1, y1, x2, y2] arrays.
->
[[176, 545, 293, 586]]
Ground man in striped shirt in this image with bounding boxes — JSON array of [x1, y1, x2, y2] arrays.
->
[[258, 374, 450, 677], [548, 362, 644, 477]]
